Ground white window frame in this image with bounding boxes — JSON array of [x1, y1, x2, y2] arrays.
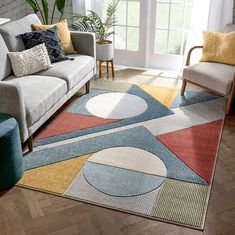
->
[[97, 0, 194, 71]]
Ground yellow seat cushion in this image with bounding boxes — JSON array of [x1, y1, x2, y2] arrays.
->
[[32, 19, 77, 55], [200, 31, 235, 66]]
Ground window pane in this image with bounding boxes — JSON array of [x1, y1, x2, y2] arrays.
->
[[103, 0, 112, 19], [128, 1, 140, 26], [168, 31, 183, 55], [156, 3, 170, 29], [127, 27, 139, 51], [170, 4, 184, 30], [115, 26, 126, 49], [171, 0, 184, 3], [116, 1, 126, 25], [102, 0, 109, 13], [157, 0, 170, 2], [186, 0, 193, 4], [182, 31, 189, 54], [155, 30, 168, 53], [184, 5, 192, 29]]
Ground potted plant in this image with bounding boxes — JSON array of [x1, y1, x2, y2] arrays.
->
[[71, 0, 120, 61], [25, 0, 67, 24]]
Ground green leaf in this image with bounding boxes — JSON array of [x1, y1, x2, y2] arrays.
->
[[41, 0, 49, 24], [56, 0, 66, 14], [106, 0, 120, 18], [25, 0, 39, 13], [70, 0, 120, 41]]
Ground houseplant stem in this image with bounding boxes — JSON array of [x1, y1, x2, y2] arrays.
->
[[35, 0, 46, 24], [51, 0, 57, 24]]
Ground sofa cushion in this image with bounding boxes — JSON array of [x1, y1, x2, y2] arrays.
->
[[18, 27, 69, 63], [8, 43, 52, 77], [0, 14, 41, 52], [0, 35, 12, 80], [200, 31, 235, 66], [32, 19, 77, 55], [5, 75, 67, 126], [37, 54, 95, 89], [183, 62, 235, 95]]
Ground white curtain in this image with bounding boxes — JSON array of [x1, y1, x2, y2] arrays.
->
[[183, 0, 210, 66], [184, 0, 234, 66], [208, 0, 233, 32], [72, 0, 93, 15], [72, 0, 102, 15]]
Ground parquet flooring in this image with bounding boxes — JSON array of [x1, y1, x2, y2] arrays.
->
[[0, 69, 235, 235]]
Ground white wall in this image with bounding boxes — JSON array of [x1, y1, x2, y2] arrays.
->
[[1, 0, 234, 27], [0, 0, 73, 24], [0, 0, 28, 20], [25, 0, 73, 24], [208, 0, 233, 31]]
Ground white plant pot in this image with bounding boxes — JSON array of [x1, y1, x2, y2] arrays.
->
[[96, 40, 114, 61]]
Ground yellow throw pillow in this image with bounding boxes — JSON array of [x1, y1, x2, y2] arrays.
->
[[200, 31, 235, 66], [32, 19, 77, 55]]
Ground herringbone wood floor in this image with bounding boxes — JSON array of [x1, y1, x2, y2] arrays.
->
[[0, 69, 235, 235]]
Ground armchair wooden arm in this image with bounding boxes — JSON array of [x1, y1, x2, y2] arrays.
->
[[186, 46, 203, 66], [182, 47, 235, 115], [226, 73, 235, 114]]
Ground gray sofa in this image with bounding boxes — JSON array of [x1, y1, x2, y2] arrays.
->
[[0, 14, 96, 151]]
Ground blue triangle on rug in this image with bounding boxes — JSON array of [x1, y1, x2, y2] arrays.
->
[[26, 126, 207, 185]]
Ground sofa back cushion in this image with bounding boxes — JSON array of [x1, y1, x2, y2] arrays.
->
[[0, 34, 12, 80], [0, 14, 41, 52]]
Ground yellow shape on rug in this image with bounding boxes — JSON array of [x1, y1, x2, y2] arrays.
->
[[18, 155, 91, 194], [139, 84, 177, 108]]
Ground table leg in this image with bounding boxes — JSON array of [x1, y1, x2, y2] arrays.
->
[[106, 61, 109, 79], [111, 59, 115, 79], [99, 61, 102, 79]]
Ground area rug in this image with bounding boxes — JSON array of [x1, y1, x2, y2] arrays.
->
[[18, 80, 226, 229]]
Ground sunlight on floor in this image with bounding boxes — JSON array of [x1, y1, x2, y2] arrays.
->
[[96, 66, 204, 92]]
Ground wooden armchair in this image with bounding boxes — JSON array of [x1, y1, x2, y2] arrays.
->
[[181, 25, 235, 115]]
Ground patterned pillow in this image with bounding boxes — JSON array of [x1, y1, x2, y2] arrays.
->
[[17, 27, 69, 62], [8, 43, 52, 77]]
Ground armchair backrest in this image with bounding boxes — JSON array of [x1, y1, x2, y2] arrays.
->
[[224, 24, 235, 33]]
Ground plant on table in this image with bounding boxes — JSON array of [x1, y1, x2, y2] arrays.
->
[[71, 0, 120, 43], [71, 0, 120, 61]]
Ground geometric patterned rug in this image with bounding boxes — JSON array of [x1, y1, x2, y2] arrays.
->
[[18, 80, 226, 229]]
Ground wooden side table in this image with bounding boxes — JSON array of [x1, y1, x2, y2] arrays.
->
[[98, 59, 115, 80]]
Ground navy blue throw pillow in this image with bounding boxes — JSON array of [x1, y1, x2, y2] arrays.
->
[[17, 27, 70, 63]]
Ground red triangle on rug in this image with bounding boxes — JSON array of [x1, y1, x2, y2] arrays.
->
[[36, 112, 120, 140], [157, 120, 223, 184]]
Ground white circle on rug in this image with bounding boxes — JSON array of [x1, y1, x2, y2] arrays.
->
[[87, 147, 167, 177], [86, 92, 148, 119], [83, 147, 167, 197]]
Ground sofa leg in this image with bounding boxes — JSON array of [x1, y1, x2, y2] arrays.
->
[[85, 80, 90, 94], [181, 79, 187, 96], [28, 136, 33, 152]]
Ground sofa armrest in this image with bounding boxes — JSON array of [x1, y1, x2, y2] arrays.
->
[[186, 46, 203, 66], [0, 82, 28, 142], [71, 31, 96, 59]]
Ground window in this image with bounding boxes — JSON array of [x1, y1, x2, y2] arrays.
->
[[100, 0, 196, 70], [103, 0, 141, 51], [155, 0, 193, 55]]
